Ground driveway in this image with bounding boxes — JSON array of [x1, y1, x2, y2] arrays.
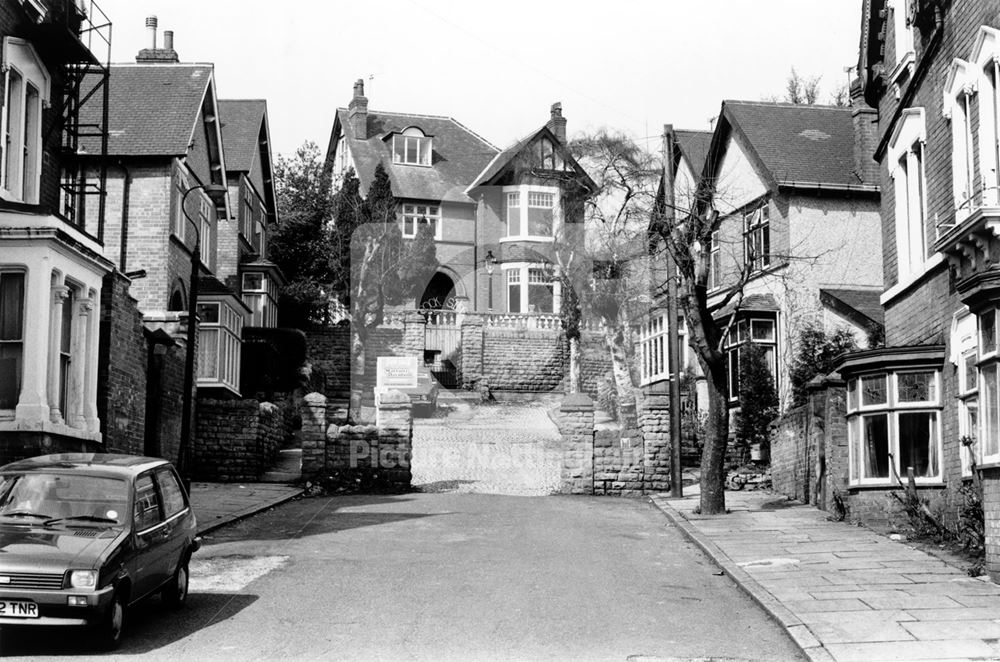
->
[[411, 399, 563, 495]]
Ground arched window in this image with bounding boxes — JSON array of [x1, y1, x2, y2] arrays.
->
[[392, 127, 432, 166]]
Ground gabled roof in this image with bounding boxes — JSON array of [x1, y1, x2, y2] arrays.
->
[[674, 129, 712, 176], [464, 125, 597, 194], [708, 100, 875, 190], [333, 108, 499, 203], [219, 99, 266, 172], [80, 64, 215, 156], [820, 288, 884, 328]]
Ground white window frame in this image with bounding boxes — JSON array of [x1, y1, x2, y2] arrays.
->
[[972, 26, 1000, 208], [846, 369, 943, 486], [951, 311, 979, 476], [197, 298, 243, 394], [0, 38, 50, 204], [172, 167, 189, 239], [639, 313, 688, 386], [887, 108, 928, 283], [708, 230, 720, 291], [887, 0, 915, 88], [501, 184, 559, 242], [743, 199, 770, 273], [723, 316, 777, 403], [943, 59, 977, 221], [401, 203, 442, 240], [502, 262, 560, 314], [392, 127, 432, 167], [978, 307, 1000, 465]]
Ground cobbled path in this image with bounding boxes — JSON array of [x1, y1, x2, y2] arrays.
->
[[411, 399, 563, 496]]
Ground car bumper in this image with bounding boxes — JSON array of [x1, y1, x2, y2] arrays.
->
[[0, 584, 114, 626]]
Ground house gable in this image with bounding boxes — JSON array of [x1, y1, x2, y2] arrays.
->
[[715, 130, 770, 214]]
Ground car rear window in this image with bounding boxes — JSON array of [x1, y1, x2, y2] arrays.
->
[[0, 473, 128, 524]]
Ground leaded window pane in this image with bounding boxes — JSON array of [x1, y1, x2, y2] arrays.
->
[[897, 371, 935, 403]]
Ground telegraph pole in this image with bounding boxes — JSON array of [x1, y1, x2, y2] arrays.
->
[[663, 125, 683, 498]]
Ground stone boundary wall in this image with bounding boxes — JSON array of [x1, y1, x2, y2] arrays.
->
[[305, 314, 613, 400], [557, 393, 673, 496], [299, 390, 413, 492], [191, 399, 284, 482]]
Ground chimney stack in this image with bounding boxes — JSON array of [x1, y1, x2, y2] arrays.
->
[[145, 15, 157, 49], [546, 102, 567, 144], [850, 77, 878, 185], [136, 17, 179, 63], [348, 79, 369, 139]]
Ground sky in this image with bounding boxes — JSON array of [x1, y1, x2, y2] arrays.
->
[[93, 0, 865, 160]]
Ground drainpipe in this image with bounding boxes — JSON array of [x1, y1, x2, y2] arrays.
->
[[118, 161, 132, 273]]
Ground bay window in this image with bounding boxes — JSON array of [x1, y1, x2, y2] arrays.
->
[[978, 307, 1000, 465], [197, 299, 244, 394], [0, 38, 49, 204], [846, 369, 942, 485], [639, 313, 688, 386], [503, 185, 559, 240], [504, 263, 559, 314]]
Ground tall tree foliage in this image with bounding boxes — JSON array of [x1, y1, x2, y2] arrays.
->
[[735, 343, 779, 459], [270, 141, 335, 328], [564, 130, 659, 427], [335, 162, 438, 419], [789, 323, 858, 406]]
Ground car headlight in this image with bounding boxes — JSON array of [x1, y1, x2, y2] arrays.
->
[[69, 570, 97, 589]]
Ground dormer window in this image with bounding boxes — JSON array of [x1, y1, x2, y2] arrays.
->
[[392, 127, 432, 166]]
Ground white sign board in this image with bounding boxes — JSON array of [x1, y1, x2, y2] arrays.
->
[[376, 356, 418, 390]]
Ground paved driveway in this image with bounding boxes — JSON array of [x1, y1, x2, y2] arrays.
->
[[411, 400, 563, 495]]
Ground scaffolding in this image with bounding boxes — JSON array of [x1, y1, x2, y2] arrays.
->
[[37, 0, 112, 242]]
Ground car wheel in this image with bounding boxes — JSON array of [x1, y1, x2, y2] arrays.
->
[[163, 558, 189, 609], [97, 590, 125, 650]]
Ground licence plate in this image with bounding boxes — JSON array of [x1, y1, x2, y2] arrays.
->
[[0, 600, 38, 618]]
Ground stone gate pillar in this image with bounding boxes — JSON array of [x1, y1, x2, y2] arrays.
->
[[639, 394, 672, 493], [300, 392, 327, 477], [559, 393, 594, 494], [403, 311, 426, 357], [460, 313, 484, 389], [376, 389, 413, 492]]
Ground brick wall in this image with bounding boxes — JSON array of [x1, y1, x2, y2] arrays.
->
[[983, 467, 1000, 580], [772, 405, 811, 504], [97, 272, 146, 455], [190, 398, 284, 481]]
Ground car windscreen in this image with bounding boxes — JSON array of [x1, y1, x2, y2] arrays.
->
[[0, 473, 129, 525]]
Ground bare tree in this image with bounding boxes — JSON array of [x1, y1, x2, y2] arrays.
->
[[562, 130, 660, 428]]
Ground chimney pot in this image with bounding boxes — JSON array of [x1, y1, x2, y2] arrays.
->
[[348, 78, 369, 139], [163, 30, 174, 52], [145, 15, 157, 49], [546, 101, 567, 144]]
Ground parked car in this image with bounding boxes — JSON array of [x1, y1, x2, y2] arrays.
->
[[0, 453, 199, 649]]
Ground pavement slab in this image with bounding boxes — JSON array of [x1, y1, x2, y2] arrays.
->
[[652, 490, 1000, 662]]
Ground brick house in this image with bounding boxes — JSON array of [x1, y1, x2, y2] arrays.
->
[[0, 0, 115, 460], [848, 0, 1000, 568], [79, 21, 280, 399], [324, 80, 594, 317], [655, 100, 884, 414]]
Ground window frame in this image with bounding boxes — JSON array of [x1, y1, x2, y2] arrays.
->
[[846, 368, 943, 486], [501, 185, 559, 242], [391, 128, 432, 167], [743, 200, 771, 273], [723, 315, 777, 403], [0, 38, 50, 205], [0, 269, 26, 414], [401, 203, 442, 240], [502, 262, 559, 315], [888, 108, 928, 283], [196, 298, 243, 393]]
